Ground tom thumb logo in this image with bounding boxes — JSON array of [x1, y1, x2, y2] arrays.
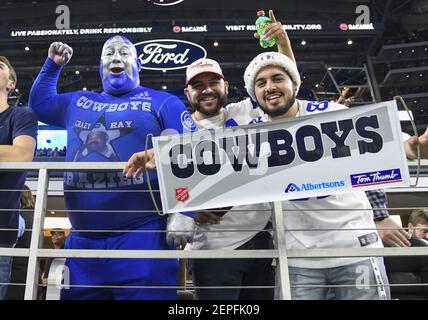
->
[[134, 39, 207, 71]]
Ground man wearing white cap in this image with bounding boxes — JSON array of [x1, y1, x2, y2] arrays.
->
[[182, 10, 291, 300], [184, 59, 274, 301]]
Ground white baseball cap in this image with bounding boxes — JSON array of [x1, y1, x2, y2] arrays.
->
[[186, 58, 224, 84]]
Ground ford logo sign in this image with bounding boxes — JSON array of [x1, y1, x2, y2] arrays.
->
[[134, 39, 207, 71], [151, 0, 184, 6]]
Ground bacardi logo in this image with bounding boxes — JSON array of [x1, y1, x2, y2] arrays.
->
[[339, 23, 374, 30], [172, 25, 208, 33], [134, 39, 207, 71]]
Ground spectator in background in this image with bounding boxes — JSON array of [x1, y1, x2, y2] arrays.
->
[[0, 56, 37, 300], [335, 86, 351, 106], [6, 185, 35, 300], [41, 228, 66, 283], [408, 209, 428, 241], [35, 146, 67, 158], [335, 86, 365, 107], [335, 87, 412, 247], [39, 228, 66, 300], [370, 189, 412, 247]]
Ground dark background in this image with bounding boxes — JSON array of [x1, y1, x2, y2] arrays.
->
[[1, 0, 427, 132]]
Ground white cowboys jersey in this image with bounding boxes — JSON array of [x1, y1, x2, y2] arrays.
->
[[188, 98, 271, 250], [230, 98, 383, 268]]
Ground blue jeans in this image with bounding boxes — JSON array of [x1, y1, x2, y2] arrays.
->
[[287, 257, 390, 300], [0, 244, 14, 300], [190, 230, 275, 300]]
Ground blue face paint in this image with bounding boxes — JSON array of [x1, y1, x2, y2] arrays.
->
[[99, 35, 141, 96]]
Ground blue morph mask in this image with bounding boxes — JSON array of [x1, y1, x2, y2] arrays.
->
[[99, 35, 142, 96]]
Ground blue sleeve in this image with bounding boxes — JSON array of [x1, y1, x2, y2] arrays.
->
[[12, 107, 38, 140], [28, 58, 76, 128], [156, 95, 197, 134], [156, 94, 196, 219]]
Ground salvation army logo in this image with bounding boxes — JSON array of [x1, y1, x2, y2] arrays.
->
[[340, 23, 349, 30], [284, 183, 301, 193], [147, 0, 184, 6], [175, 188, 189, 202], [180, 111, 196, 132], [134, 39, 207, 71]]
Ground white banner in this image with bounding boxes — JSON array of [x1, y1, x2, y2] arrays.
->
[[153, 101, 410, 213]]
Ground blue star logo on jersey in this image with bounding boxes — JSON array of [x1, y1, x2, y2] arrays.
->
[[73, 113, 134, 161], [284, 183, 301, 193]]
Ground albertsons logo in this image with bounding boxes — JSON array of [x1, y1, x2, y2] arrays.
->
[[285, 180, 345, 193], [284, 183, 301, 193]]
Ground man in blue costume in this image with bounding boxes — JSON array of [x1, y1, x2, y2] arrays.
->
[[29, 36, 196, 300]]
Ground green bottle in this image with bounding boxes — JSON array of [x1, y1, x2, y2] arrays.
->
[[256, 10, 276, 48]]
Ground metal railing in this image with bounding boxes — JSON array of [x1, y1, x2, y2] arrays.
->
[[1, 162, 428, 300]]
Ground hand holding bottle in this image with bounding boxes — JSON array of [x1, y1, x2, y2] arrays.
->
[[255, 10, 276, 48], [254, 10, 295, 62]]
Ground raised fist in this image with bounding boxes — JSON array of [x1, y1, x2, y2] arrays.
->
[[48, 41, 73, 66]]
